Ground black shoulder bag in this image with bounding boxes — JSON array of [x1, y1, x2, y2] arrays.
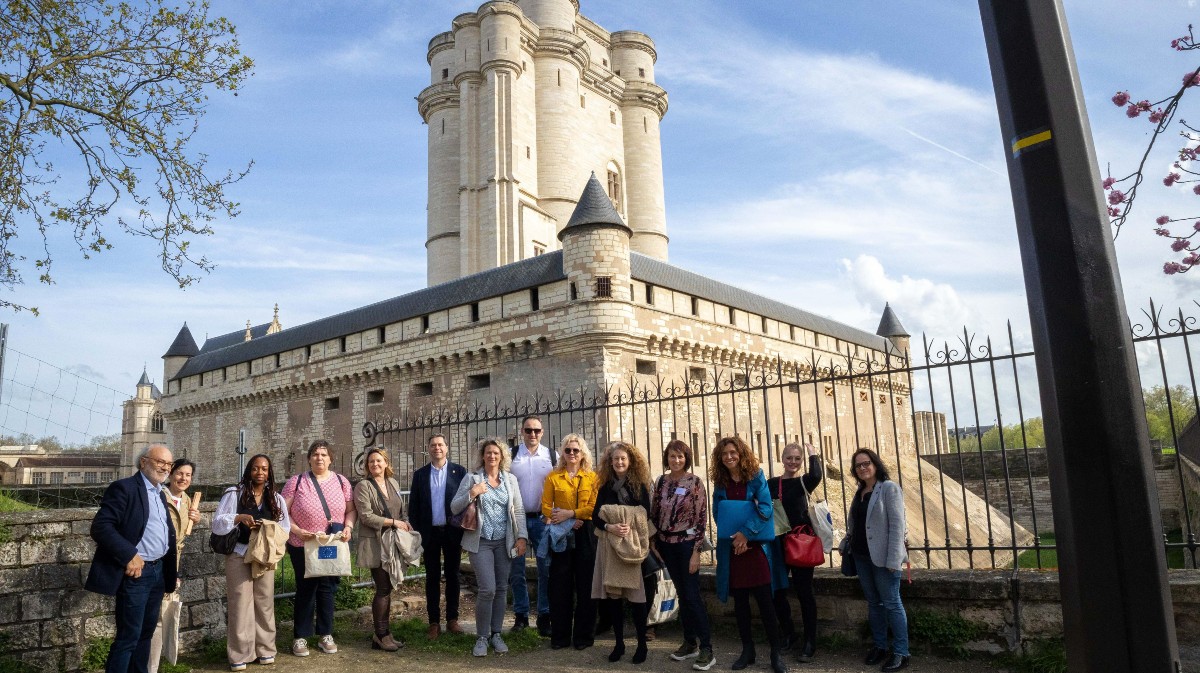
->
[[309, 471, 347, 534]]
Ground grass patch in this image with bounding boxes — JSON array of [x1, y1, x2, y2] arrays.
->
[[907, 609, 988, 658], [391, 618, 542, 655], [0, 633, 37, 673], [1015, 532, 1058, 569], [0, 489, 37, 513], [80, 638, 112, 672], [158, 662, 191, 673], [997, 639, 1067, 673], [815, 630, 861, 652]]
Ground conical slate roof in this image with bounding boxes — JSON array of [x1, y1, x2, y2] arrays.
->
[[558, 172, 632, 240], [137, 368, 152, 387], [163, 323, 200, 358], [875, 303, 909, 338]]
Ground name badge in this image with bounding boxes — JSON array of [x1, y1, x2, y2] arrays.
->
[[674, 487, 687, 496], [686, 527, 697, 536]]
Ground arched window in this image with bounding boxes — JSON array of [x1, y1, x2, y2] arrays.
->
[[606, 161, 623, 213], [151, 412, 164, 434]]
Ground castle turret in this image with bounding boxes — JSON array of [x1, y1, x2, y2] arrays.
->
[[559, 173, 633, 303], [612, 31, 668, 260], [515, 0, 577, 31], [162, 323, 199, 385], [876, 303, 911, 354]]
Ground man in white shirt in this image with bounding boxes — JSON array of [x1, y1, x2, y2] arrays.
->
[[507, 415, 555, 635]]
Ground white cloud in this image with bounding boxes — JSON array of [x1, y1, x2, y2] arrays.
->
[[841, 254, 976, 337]]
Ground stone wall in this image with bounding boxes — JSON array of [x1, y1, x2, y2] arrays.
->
[[919, 448, 1195, 535], [0, 506, 226, 673]]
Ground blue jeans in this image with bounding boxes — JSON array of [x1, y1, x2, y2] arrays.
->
[[657, 539, 712, 649], [853, 554, 909, 657], [509, 514, 550, 616], [287, 544, 338, 638], [473, 537, 513, 636], [107, 558, 165, 673]]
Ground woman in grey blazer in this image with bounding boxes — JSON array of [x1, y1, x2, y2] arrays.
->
[[845, 448, 909, 673], [352, 447, 410, 652], [451, 438, 529, 657]]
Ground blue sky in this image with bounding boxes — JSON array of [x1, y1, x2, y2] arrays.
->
[[3, 0, 1199, 442]]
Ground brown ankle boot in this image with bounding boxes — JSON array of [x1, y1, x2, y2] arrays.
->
[[372, 632, 401, 652]]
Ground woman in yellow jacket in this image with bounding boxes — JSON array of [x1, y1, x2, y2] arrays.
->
[[540, 434, 598, 650]]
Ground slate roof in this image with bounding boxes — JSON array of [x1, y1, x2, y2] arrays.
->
[[559, 172, 631, 238], [163, 324, 200, 358], [630, 254, 894, 353], [200, 323, 272, 353], [137, 369, 152, 386], [15, 454, 122, 469], [875, 303, 909, 338], [171, 251, 894, 381]]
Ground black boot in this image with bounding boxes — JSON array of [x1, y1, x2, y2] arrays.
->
[[864, 647, 888, 666], [770, 649, 787, 673], [796, 641, 815, 663], [511, 614, 529, 633], [881, 654, 910, 672], [537, 613, 552, 638], [731, 648, 756, 670]]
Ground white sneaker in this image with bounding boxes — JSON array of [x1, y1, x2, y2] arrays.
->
[[473, 636, 490, 657], [490, 633, 509, 654], [317, 635, 337, 654], [291, 639, 309, 657]]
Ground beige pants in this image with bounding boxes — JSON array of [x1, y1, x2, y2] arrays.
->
[[225, 553, 277, 665], [148, 592, 178, 673]]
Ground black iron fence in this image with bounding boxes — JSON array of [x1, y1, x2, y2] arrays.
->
[[362, 298, 1200, 572]]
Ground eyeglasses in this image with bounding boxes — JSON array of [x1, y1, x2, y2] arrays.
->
[[523, 428, 543, 434], [562, 448, 581, 454], [854, 461, 873, 470], [146, 458, 173, 470]]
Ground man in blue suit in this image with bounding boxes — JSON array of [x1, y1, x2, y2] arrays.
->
[[408, 434, 466, 639], [86, 444, 179, 673]]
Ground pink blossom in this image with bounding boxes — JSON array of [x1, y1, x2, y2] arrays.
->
[[1150, 109, 1166, 124], [1112, 91, 1131, 106], [1165, 173, 1182, 186], [1184, 71, 1200, 87], [1109, 207, 1122, 217], [1127, 104, 1142, 118], [1108, 190, 1126, 205], [1158, 215, 1172, 225], [1186, 253, 1200, 266], [1157, 227, 1172, 236], [1194, 221, 1200, 231], [1165, 261, 1184, 275], [1102, 177, 1116, 189], [1172, 238, 1189, 252], [1173, 39, 1181, 50]]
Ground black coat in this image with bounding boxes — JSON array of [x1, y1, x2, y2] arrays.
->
[[408, 461, 467, 535], [85, 473, 178, 596]]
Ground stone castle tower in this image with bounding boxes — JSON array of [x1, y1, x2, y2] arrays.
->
[[418, 0, 669, 286], [120, 369, 166, 473]]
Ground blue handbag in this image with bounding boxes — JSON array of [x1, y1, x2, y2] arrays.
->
[[716, 499, 774, 543]]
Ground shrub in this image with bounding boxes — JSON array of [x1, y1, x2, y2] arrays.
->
[[80, 638, 112, 672], [907, 609, 988, 657]]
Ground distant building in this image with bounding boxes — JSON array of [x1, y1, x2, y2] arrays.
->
[[0, 445, 119, 486], [120, 368, 166, 474], [913, 411, 948, 454]]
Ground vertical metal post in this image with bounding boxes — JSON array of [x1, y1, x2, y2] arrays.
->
[[0, 323, 8, 407], [236, 427, 247, 479], [977, 1, 1180, 670]]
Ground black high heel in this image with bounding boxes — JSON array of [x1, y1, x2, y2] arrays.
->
[[608, 642, 626, 663]]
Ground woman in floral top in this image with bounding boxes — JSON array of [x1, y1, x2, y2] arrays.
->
[[650, 439, 714, 671]]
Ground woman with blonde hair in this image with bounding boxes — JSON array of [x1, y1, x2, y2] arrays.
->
[[451, 438, 529, 657], [711, 436, 788, 673], [540, 434, 598, 650], [352, 447, 411, 652], [591, 441, 654, 664]]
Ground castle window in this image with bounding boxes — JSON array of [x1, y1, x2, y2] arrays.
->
[[602, 58, 608, 67], [570, 282, 578, 301], [441, 118, 445, 135], [305, 344, 313, 361], [339, 336, 347, 353], [51, 472, 62, 485], [441, 68, 449, 80], [85, 472, 98, 484], [275, 353, 281, 368], [151, 412, 164, 433], [533, 244, 544, 256], [689, 367, 707, 383], [471, 302, 480, 322], [790, 325, 796, 341], [467, 373, 491, 390], [530, 287, 540, 311], [691, 297, 699, 316], [222, 367, 228, 382], [558, 69, 561, 86], [413, 382, 433, 397], [606, 167, 622, 211], [595, 276, 612, 298], [638, 67, 645, 77], [32, 472, 45, 485], [615, 69, 621, 77], [761, 316, 768, 333], [610, 110, 617, 125], [422, 315, 430, 333], [734, 373, 749, 387], [526, 146, 531, 159], [522, 60, 527, 72], [580, 95, 586, 108], [645, 284, 654, 305], [378, 326, 386, 345], [325, 396, 340, 411], [367, 390, 385, 405], [728, 307, 737, 325], [101, 472, 113, 481], [635, 359, 656, 375]]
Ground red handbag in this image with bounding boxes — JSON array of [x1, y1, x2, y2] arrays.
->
[[783, 524, 824, 568]]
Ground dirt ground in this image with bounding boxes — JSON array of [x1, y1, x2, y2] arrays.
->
[[183, 588, 1032, 673]]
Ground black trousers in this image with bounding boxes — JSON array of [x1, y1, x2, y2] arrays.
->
[[773, 565, 816, 646], [732, 583, 782, 652], [549, 526, 596, 647], [422, 525, 463, 623]]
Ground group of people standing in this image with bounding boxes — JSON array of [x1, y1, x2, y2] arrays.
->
[[85, 425, 911, 673]]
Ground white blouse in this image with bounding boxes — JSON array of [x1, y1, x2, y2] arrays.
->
[[211, 487, 292, 557]]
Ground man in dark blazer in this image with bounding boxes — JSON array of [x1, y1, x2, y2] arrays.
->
[[408, 434, 466, 639], [86, 443, 179, 673]]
